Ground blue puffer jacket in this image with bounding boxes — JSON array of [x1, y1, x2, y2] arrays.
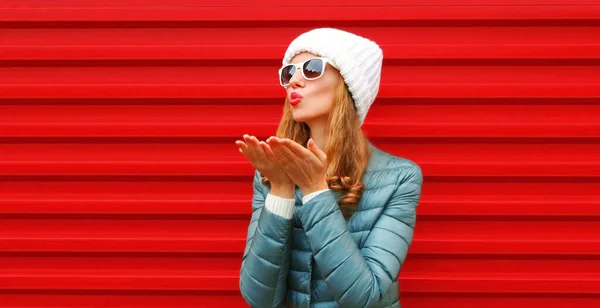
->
[[239, 141, 424, 308]]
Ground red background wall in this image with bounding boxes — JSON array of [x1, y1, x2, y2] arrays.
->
[[1, 0, 600, 307]]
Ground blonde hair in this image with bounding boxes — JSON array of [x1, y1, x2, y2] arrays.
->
[[263, 73, 371, 219]]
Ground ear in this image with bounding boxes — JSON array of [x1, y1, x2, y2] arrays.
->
[[308, 138, 327, 164]]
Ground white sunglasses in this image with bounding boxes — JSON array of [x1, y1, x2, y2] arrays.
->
[[278, 57, 339, 87]]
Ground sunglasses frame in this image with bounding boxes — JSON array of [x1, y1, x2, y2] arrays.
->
[[278, 57, 339, 87]]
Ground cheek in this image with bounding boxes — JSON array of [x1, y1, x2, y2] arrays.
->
[[305, 92, 333, 114], [306, 83, 335, 111]]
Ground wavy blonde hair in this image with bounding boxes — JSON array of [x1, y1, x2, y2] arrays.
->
[[262, 73, 372, 219]]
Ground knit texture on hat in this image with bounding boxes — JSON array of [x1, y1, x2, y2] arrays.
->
[[282, 27, 383, 126]]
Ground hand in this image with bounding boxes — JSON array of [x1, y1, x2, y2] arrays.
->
[[265, 137, 328, 195], [236, 134, 294, 188]]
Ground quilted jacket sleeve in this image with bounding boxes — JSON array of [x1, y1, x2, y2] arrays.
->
[[239, 170, 294, 308], [296, 164, 423, 308]]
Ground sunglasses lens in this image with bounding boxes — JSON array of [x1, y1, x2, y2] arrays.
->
[[280, 65, 295, 86], [303, 58, 324, 79]]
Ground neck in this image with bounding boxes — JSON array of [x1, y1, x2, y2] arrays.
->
[[306, 118, 327, 151]]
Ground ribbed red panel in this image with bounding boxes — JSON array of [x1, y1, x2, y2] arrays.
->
[[1, 0, 600, 307]]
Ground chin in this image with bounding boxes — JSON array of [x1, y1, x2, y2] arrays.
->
[[291, 111, 308, 122], [292, 113, 316, 123], [292, 110, 327, 124]]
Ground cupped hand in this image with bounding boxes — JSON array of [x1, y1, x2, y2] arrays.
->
[[236, 134, 294, 187], [265, 137, 328, 196]]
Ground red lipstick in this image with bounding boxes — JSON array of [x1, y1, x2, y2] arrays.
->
[[289, 92, 303, 107]]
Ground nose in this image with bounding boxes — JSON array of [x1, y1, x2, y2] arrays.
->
[[287, 66, 304, 88]]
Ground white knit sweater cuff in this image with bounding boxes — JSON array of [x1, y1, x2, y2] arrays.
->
[[265, 193, 295, 219], [302, 189, 330, 204]]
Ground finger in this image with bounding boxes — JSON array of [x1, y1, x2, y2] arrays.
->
[[279, 138, 312, 159], [268, 138, 294, 166], [247, 136, 273, 171], [273, 138, 301, 164], [235, 140, 248, 152], [249, 136, 268, 160], [280, 138, 321, 167], [241, 135, 252, 151], [243, 135, 260, 162], [259, 141, 277, 160], [245, 135, 259, 147], [235, 139, 248, 157], [273, 139, 313, 180]]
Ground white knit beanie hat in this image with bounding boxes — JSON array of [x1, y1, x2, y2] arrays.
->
[[282, 27, 383, 126]]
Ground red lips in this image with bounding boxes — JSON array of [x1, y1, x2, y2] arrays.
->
[[290, 92, 303, 106]]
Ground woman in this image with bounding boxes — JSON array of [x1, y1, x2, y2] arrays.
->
[[235, 28, 423, 308]]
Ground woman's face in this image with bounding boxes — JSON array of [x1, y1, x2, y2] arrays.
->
[[285, 52, 340, 125]]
